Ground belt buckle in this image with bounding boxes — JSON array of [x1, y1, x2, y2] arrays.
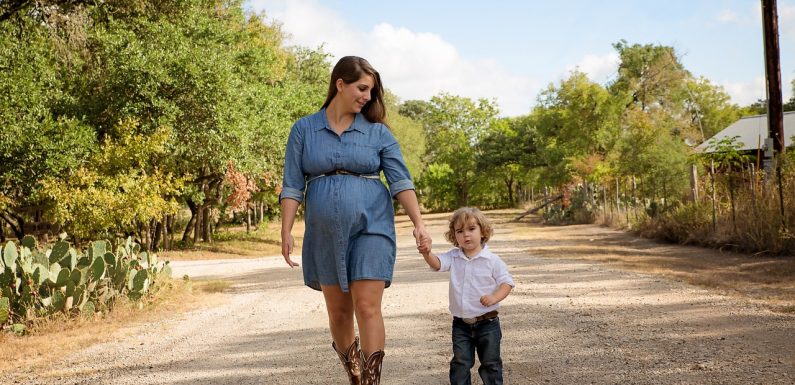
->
[[462, 317, 477, 324]]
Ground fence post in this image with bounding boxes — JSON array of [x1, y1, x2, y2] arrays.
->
[[710, 160, 717, 231], [690, 164, 699, 201]]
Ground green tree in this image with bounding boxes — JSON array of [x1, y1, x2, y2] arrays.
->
[[533, 71, 621, 186], [385, 91, 425, 179], [685, 77, 742, 142], [413, 94, 499, 210], [784, 79, 795, 112], [0, 13, 95, 239], [477, 118, 526, 206], [610, 40, 690, 112]]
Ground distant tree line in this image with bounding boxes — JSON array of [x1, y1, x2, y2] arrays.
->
[[2, 1, 792, 253]]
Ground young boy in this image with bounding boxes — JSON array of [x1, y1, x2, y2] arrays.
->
[[418, 207, 514, 385]]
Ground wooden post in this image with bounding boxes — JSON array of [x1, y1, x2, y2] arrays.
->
[[709, 160, 718, 231], [690, 164, 699, 202]]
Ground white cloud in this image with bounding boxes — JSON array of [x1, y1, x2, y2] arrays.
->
[[716, 4, 763, 25], [565, 53, 620, 84], [720, 76, 766, 106], [720, 73, 794, 106], [246, 0, 540, 116], [780, 3, 795, 40], [716, 9, 741, 24]]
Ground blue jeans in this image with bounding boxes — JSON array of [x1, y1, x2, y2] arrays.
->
[[450, 316, 503, 385]]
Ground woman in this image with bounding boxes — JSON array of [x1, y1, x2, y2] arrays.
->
[[280, 56, 429, 385]]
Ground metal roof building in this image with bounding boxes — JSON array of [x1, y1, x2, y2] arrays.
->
[[696, 111, 795, 153]]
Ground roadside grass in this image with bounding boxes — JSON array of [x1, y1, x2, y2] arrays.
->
[[0, 278, 227, 377], [4, 208, 792, 378], [507, 212, 795, 314], [161, 220, 305, 261], [197, 280, 232, 293], [0, 221, 289, 376]]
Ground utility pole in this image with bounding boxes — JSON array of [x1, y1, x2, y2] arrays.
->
[[761, 0, 786, 227], [762, 0, 784, 155]]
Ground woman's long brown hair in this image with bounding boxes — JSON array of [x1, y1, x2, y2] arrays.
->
[[321, 56, 386, 124]]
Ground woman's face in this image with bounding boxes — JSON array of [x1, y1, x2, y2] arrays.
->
[[336, 74, 374, 113]]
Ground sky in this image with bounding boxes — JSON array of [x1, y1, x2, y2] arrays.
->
[[245, 0, 795, 117]]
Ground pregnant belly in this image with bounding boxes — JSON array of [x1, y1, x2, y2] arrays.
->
[[305, 176, 390, 223]]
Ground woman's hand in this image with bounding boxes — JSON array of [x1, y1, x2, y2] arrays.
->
[[281, 231, 299, 267], [413, 227, 431, 247]]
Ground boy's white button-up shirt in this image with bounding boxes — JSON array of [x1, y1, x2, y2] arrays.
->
[[436, 245, 515, 319]]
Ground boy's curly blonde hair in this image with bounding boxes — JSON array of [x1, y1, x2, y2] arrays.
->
[[444, 207, 493, 247]]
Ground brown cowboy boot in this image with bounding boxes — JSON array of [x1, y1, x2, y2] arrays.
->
[[360, 350, 385, 385], [332, 336, 363, 385]]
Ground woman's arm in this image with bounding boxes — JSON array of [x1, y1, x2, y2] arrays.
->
[[395, 189, 429, 245], [280, 198, 300, 267]]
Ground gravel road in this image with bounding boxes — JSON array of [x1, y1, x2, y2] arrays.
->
[[8, 214, 795, 384]]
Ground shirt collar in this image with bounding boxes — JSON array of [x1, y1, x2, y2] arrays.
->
[[314, 108, 367, 134], [455, 244, 491, 260]]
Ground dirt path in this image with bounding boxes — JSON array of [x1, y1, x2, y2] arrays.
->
[[8, 211, 795, 384]]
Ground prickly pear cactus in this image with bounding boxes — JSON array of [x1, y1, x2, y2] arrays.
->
[[20, 235, 36, 250], [49, 241, 70, 265], [1, 235, 174, 326], [82, 301, 95, 319], [0, 297, 9, 325], [3, 241, 18, 271], [90, 257, 105, 281]]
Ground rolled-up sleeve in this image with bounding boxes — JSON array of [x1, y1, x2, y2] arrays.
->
[[380, 127, 415, 197], [279, 123, 305, 204], [436, 249, 455, 272], [493, 259, 515, 288]]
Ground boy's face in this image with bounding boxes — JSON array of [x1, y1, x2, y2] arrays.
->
[[454, 217, 483, 255]]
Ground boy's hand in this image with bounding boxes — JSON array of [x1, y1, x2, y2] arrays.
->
[[480, 294, 499, 307], [417, 237, 432, 254]]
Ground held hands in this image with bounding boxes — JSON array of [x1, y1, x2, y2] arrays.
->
[[413, 227, 432, 255], [281, 231, 299, 268]]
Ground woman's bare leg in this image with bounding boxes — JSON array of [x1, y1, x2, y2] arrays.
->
[[350, 280, 385, 356], [321, 284, 356, 349]]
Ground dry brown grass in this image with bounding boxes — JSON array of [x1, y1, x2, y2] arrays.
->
[[508, 214, 795, 314], [196, 280, 232, 293], [0, 279, 227, 377], [161, 221, 305, 261]]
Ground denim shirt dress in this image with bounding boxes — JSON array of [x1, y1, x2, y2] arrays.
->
[[279, 109, 415, 292]]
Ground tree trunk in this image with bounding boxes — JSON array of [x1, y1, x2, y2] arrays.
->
[[183, 200, 198, 243], [504, 177, 514, 207], [167, 214, 174, 249], [152, 220, 164, 251], [162, 214, 170, 250], [202, 206, 211, 242], [1, 210, 25, 239], [140, 221, 150, 252], [246, 207, 251, 234], [193, 205, 203, 244]]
